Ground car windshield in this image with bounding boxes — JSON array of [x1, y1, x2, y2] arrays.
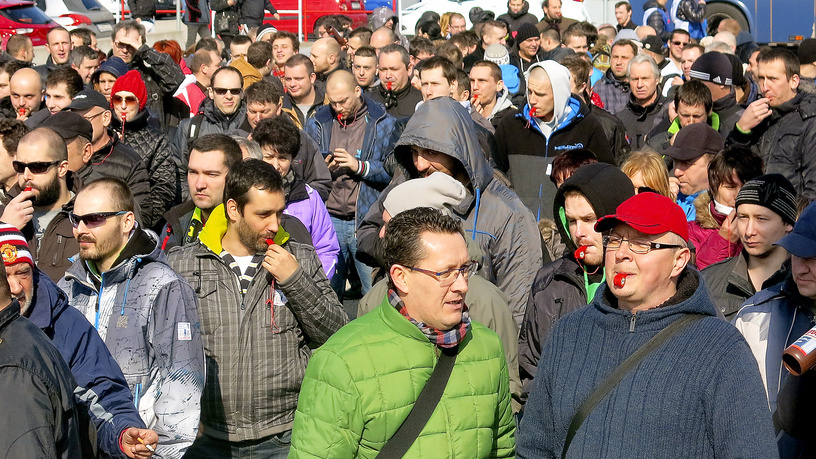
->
[[62, 0, 103, 11], [0, 5, 52, 24]]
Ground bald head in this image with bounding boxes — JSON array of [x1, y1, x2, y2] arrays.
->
[[636, 25, 656, 40], [310, 37, 341, 74], [326, 70, 363, 118], [371, 27, 397, 52], [10, 68, 43, 115], [19, 127, 67, 162], [713, 31, 737, 52]]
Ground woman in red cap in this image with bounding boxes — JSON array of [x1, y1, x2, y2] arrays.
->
[[110, 70, 179, 229]]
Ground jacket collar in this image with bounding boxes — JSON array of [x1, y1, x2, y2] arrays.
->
[[26, 267, 69, 331], [197, 204, 290, 254], [593, 268, 717, 331], [0, 300, 21, 332]]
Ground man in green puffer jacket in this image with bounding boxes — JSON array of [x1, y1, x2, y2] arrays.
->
[[290, 207, 515, 458]]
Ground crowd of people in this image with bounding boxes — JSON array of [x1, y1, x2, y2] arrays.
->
[[1, 0, 815, 456]]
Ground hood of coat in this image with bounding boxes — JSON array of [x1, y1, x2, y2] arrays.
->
[[394, 97, 493, 194], [521, 61, 580, 138], [196, 203, 290, 254], [553, 162, 635, 254], [25, 267, 71, 332]]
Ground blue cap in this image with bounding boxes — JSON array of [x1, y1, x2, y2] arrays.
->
[[92, 56, 129, 82], [776, 201, 816, 258]]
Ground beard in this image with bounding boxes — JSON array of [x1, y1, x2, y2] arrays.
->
[[32, 174, 61, 207], [236, 218, 268, 253], [77, 231, 121, 263]]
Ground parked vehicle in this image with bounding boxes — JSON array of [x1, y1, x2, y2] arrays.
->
[[36, 0, 114, 37], [627, 0, 816, 44], [262, 0, 368, 40], [0, 0, 58, 47]]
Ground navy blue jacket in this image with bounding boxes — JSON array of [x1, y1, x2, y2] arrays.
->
[[305, 97, 395, 223], [29, 268, 144, 458], [518, 269, 778, 458]]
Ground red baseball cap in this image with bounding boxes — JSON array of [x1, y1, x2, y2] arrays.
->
[[595, 192, 689, 242]]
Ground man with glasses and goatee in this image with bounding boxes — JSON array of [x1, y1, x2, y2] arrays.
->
[[59, 176, 204, 459], [173, 66, 248, 169], [0, 128, 76, 282]]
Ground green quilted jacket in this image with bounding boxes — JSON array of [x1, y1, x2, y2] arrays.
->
[[290, 297, 516, 458]]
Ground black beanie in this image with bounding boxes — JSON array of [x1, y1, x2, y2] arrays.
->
[[515, 23, 539, 44], [734, 174, 797, 225]]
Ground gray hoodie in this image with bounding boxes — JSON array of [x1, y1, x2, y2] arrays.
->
[[393, 97, 542, 325]]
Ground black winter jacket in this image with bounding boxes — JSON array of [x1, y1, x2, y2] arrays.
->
[[496, 1, 538, 32], [0, 301, 96, 458], [72, 130, 152, 225], [126, 45, 186, 130], [239, 0, 277, 28], [727, 91, 816, 200], [616, 92, 670, 150], [518, 162, 634, 404], [173, 97, 248, 164], [112, 110, 181, 228], [369, 82, 423, 121], [494, 97, 615, 219]]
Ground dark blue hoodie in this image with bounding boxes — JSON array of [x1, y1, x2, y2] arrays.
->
[[28, 268, 144, 458]]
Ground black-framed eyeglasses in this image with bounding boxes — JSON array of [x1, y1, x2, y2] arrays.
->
[[12, 160, 61, 174], [603, 235, 684, 254], [404, 261, 478, 287], [67, 211, 127, 229], [212, 87, 242, 96]]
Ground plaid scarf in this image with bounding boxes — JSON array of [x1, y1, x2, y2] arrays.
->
[[220, 251, 264, 296], [388, 289, 470, 348]]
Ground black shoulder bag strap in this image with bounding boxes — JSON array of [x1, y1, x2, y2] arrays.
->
[[561, 313, 706, 459], [376, 344, 459, 459]]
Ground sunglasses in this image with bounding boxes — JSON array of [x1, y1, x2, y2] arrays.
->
[[12, 160, 61, 174], [67, 211, 127, 228], [111, 94, 139, 105], [671, 41, 688, 46], [212, 87, 242, 96]]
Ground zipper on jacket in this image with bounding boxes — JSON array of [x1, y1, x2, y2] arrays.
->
[[94, 274, 105, 330], [629, 313, 637, 333], [51, 235, 63, 266]]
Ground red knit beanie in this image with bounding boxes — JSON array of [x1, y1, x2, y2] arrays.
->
[[111, 70, 148, 111]]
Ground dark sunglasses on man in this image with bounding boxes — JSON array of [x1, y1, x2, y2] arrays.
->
[[12, 160, 62, 174], [67, 211, 128, 229], [212, 87, 242, 96]]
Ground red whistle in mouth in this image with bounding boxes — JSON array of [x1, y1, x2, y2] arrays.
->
[[574, 245, 588, 260], [23, 187, 32, 192], [17, 108, 25, 117], [529, 107, 537, 117], [472, 94, 478, 101], [386, 81, 393, 90], [613, 273, 627, 288], [337, 113, 342, 121], [266, 238, 275, 246]]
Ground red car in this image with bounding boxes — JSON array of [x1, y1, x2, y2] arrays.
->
[[0, 0, 57, 47], [263, 0, 368, 40]]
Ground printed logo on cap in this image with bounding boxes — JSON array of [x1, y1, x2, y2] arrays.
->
[[1, 243, 18, 263]]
